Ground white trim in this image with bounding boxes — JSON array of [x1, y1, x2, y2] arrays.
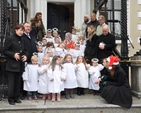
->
[[113, 62, 119, 65]]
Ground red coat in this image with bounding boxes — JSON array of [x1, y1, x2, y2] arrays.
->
[[66, 40, 75, 49]]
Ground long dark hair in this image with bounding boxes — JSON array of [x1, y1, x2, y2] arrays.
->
[[49, 56, 63, 71]]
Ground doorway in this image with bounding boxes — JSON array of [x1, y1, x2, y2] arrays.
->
[[47, 2, 74, 40]]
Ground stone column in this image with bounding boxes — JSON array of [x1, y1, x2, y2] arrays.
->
[[74, 0, 91, 30], [35, 0, 41, 13], [26, 0, 35, 21], [40, 0, 47, 31], [74, 0, 81, 29]]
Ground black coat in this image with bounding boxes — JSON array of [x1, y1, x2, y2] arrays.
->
[[84, 34, 98, 62], [87, 19, 99, 28], [4, 34, 28, 72], [22, 33, 37, 63], [100, 66, 132, 108], [97, 33, 115, 62], [30, 25, 39, 41]]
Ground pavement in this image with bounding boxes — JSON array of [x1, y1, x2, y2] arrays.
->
[[0, 94, 141, 110]]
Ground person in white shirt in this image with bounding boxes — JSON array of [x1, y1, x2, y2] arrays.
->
[[88, 58, 104, 95], [67, 42, 82, 63], [38, 56, 50, 100], [48, 56, 66, 102], [96, 15, 109, 36], [81, 15, 90, 39], [37, 45, 44, 65], [75, 55, 89, 95], [54, 42, 67, 58], [45, 29, 54, 43], [22, 55, 39, 100], [63, 54, 77, 99], [54, 37, 61, 48], [41, 38, 48, 53], [78, 35, 86, 53]]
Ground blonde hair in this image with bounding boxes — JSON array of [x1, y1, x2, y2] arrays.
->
[[87, 25, 96, 39], [78, 35, 85, 41], [31, 55, 38, 62], [42, 56, 50, 64]]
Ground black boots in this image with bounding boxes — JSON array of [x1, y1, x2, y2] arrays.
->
[[77, 88, 85, 96], [65, 89, 74, 99], [65, 89, 70, 99]]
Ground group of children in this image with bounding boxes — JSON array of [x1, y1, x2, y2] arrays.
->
[[22, 28, 104, 102]]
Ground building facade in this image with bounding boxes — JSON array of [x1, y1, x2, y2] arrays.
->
[[0, 0, 141, 57]]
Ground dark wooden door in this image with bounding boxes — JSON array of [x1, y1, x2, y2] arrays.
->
[[47, 3, 69, 40]]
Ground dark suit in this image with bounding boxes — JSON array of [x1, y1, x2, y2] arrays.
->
[[20, 33, 37, 98], [97, 33, 115, 63], [4, 33, 28, 102], [22, 33, 37, 63]]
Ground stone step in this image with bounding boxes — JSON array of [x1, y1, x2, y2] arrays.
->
[[0, 94, 141, 113]]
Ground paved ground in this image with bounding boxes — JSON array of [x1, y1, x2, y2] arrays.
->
[[0, 94, 141, 110]]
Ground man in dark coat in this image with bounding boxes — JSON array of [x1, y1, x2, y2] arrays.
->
[[22, 22, 37, 63], [19, 22, 38, 99], [97, 25, 115, 63]]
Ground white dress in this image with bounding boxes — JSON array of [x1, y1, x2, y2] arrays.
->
[[63, 62, 77, 89], [54, 47, 67, 58], [45, 36, 54, 43], [88, 64, 104, 90], [38, 52, 44, 64], [67, 49, 81, 63], [80, 44, 86, 53], [22, 64, 39, 91], [75, 63, 88, 88], [48, 65, 66, 93], [72, 34, 78, 42], [38, 64, 49, 94]]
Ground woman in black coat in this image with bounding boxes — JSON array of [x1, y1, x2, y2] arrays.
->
[[95, 55, 132, 108], [30, 18, 41, 41], [4, 24, 28, 105], [84, 25, 98, 64]]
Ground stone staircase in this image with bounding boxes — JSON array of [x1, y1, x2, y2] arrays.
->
[[0, 94, 141, 113]]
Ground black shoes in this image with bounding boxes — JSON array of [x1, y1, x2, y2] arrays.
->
[[8, 101, 15, 105], [15, 99, 22, 103]]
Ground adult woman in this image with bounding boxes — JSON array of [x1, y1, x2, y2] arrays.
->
[[4, 24, 28, 105], [96, 55, 132, 108], [64, 32, 75, 49], [84, 25, 98, 64], [33, 12, 46, 41], [30, 18, 41, 41]]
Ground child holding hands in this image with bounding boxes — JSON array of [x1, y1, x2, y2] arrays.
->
[[38, 56, 50, 100], [22, 55, 39, 100], [47, 56, 66, 102], [88, 58, 104, 95], [75, 55, 89, 95]]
